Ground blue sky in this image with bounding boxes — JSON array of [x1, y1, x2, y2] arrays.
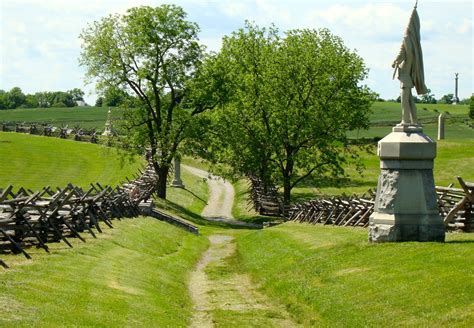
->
[[1, 0, 472, 105]]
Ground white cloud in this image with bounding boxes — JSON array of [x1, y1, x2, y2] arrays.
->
[[0, 0, 472, 103]]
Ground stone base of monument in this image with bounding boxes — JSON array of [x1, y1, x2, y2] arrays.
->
[[369, 128, 445, 242], [171, 179, 185, 188]]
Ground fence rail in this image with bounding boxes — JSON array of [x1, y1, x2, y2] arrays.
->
[[287, 177, 473, 232], [1, 122, 101, 143], [0, 163, 162, 268]]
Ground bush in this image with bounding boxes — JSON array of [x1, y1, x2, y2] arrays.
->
[[469, 95, 474, 119], [52, 101, 67, 108]]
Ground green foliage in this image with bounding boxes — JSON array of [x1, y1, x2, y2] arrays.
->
[[67, 87, 85, 102], [79, 4, 209, 199], [0, 217, 208, 327], [470, 95, 474, 119], [1, 87, 27, 109], [200, 23, 376, 204], [236, 223, 474, 326], [0, 132, 142, 190], [420, 88, 437, 104], [439, 93, 454, 104]]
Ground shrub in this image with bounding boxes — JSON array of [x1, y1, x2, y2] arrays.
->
[[469, 95, 474, 119]]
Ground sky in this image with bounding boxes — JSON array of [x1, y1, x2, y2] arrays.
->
[[1, 0, 472, 105]]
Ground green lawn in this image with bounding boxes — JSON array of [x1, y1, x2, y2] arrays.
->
[[0, 132, 142, 190], [368, 101, 469, 125], [0, 217, 208, 327], [0, 106, 122, 129], [292, 138, 474, 200], [236, 222, 474, 327]]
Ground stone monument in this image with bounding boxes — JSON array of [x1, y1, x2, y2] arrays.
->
[[171, 157, 185, 188], [437, 113, 445, 140], [453, 73, 459, 105], [102, 108, 114, 136], [369, 3, 445, 242]]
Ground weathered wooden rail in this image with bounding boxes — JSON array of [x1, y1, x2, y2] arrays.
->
[[247, 174, 285, 217], [287, 177, 473, 232], [1, 122, 100, 143], [0, 163, 181, 268]]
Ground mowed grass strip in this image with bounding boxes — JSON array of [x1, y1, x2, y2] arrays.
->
[[0, 217, 208, 327], [236, 223, 474, 327], [0, 132, 142, 190]]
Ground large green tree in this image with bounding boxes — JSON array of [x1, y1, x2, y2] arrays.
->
[[79, 5, 209, 198], [203, 23, 376, 205]]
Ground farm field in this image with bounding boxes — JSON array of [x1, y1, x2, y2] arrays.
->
[[0, 106, 123, 130], [1, 102, 471, 139], [0, 132, 142, 190]]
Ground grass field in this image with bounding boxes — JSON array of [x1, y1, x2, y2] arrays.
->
[[1, 102, 470, 137], [0, 217, 208, 327], [0, 132, 142, 190], [236, 222, 474, 327], [292, 138, 474, 199], [0, 106, 123, 129]]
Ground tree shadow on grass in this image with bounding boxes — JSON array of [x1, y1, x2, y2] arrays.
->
[[154, 197, 260, 230], [444, 240, 474, 244]]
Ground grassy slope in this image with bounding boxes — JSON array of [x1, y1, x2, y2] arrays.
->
[[292, 138, 474, 199], [236, 222, 474, 327], [0, 132, 142, 190], [0, 217, 208, 327], [0, 106, 122, 129]]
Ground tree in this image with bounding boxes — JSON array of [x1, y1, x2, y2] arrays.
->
[[5, 87, 26, 108], [469, 95, 474, 119], [79, 5, 208, 199], [95, 96, 104, 107], [420, 89, 436, 104], [67, 88, 85, 102], [202, 23, 376, 205], [0, 90, 7, 109], [101, 87, 130, 106], [438, 93, 454, 104], [24, 94, 39, 108]]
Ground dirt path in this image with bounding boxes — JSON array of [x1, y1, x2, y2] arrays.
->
[[188, 235, 298, 327], [182, 165, 260, 228]]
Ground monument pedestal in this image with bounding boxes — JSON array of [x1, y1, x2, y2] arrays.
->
[[171, 157, 185, 188], [369, 127, 445, 242]]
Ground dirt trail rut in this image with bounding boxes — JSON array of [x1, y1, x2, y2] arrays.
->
[[185, 165, 298, 327], [188, 235, 298, 327], [182, 165, 260, 228]]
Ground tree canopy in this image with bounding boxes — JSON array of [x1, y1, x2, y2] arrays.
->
[[200, 23, 377, 205], [79, 5, 211, 198]]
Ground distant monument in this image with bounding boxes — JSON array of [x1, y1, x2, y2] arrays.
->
[[369, 2, 445, 242], [102, 108, 114, 136], [437, 113, 445, 140], [171, 157, 185, 188], [453, 73, 459, 105]]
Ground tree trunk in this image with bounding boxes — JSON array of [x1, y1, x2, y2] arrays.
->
[[283, 174, 291, 206], [156, 165, 170, 199]]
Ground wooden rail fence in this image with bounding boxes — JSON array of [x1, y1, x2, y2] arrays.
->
[[1, 122, 100, 143], [0, 163, 160, 268], [287, 177, 473, 232], [247, 174, 285, 217]]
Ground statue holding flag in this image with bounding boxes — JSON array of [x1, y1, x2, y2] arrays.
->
[[392, 1, 428, 128]]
